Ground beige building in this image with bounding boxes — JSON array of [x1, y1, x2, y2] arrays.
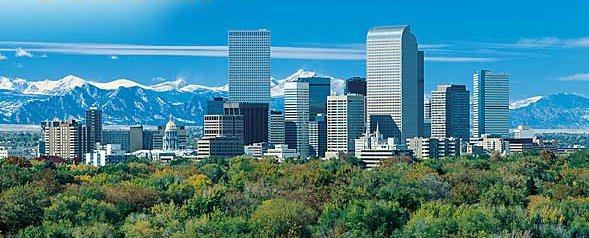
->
[[41, 119, 83, 159]]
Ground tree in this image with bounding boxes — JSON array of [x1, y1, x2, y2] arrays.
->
[[0, 185, 49, 232], [250, 199, 316, 238]]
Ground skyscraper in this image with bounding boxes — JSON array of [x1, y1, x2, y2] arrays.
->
[[129, 126, 144, 152], [417, 51, 425, 137], [228, 30, 271, 104], [284, 81, 309, 158], [269, 110, 285, 146], [366, 25, 420, 143], [424, 99, 431, 138], [345, 77, 366, 96], [85, 104, 102, 152], [431, 85, 470, 141], [41, 119, 83, 159], [473, 70, 510, 138], [309, 114, 327, 158], [326, 94, 365, 157], [223, 102, 269, 145], [298, 76, 330, 121]]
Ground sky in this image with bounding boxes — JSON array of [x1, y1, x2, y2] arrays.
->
[[0, 0, 588, 100]]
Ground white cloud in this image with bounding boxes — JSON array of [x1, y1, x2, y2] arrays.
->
[[15, 47, 33, 57], [110, 55, 118, 60], [0, 54, 7, 61], [425, 57, 500, 62], [557, 73, 589, 81], [483, 37, 589, 49], [40, 53, 48, 58]]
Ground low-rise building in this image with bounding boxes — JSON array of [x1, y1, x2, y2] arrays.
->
[[244, 142, 269, 157], [354, 126, 413, 168], [85, 144, 126, 167], [264, 144, 298, 161], [407, 137, 462, 159], [0, 146, 27, 159], [197, 137, 243, 158]]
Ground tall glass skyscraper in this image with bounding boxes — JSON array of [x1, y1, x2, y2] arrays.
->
[[284, 81, 309, 158], [473, 70, 510, 138], [366, 25, 423, 143], [431, 85, 470, 141], [297, 76, 330, 121], [228, 30, 271, 104]]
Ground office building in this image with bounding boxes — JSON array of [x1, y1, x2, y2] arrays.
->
[[298, 76, 330, 121], [472, 135, 510, 154], [326, 94, 365, 158], [513, 125, 534, 139], [424, 99, 431, 137], [142, 129, 156, 150], [345, 77, 366, 96], [0, 147, 27, 159], [244, 142, 269, 157], [431, 85, 470, 141], [41, 119, 83, 159], [228, 30, 271, 104], [129, 126, 144, 152], [269, 110, 285, 146], [354, 126, 413, 168], [309, 114, 327, 158], [102, 129, 130, 152], [284, 81, 310, 158], [197, 137, 243, 158], [366, 25, 422, 142], [407, 137, 462, 159], [417, 51, 425, 137], [85, 144, 126, 167], [264, 144, 299, 161], [203, 114, 244, 139], [206, 97, 226, 115], [85, 104, 102, 152], [223, 102, 268, 145], [473, 70, 510, 138]]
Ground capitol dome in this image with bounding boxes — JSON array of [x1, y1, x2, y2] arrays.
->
[[165, 115, 177, 131]]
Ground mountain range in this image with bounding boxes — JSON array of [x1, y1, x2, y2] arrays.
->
[[1, 70, 588, 129], [0, 70, 344, 125]]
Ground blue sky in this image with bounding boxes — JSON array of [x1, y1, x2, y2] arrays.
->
[[0, 0, 588, 99]]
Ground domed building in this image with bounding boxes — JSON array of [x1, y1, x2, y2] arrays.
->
[[163, 115, 179, 151]]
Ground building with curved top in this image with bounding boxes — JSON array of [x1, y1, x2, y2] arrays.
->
[[366, 25, 424, 143], [163, 115, 179, 151]]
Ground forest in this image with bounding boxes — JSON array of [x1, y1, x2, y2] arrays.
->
[[1, 150, 589, 237]]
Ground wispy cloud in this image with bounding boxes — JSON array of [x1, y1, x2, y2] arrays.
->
[[557, 73, 589, 81], [425, 57, 500, 62], [110, 55, 119, 60], [0, 41, 490, 62], [482, 37, 589, 49], [0, 54, 7, 61], [15, 47, 33, 57]]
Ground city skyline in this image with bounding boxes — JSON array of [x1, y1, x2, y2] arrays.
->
[[0, 0, 588, 100]]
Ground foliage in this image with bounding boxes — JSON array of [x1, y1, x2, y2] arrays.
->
[[1, 152, 589, 237]]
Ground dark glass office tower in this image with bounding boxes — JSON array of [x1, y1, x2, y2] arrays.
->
[[85, 104, 102, 152], [223, 102, 269, 145], [298, 76, 330, 121], [345, 77, 366, 96]]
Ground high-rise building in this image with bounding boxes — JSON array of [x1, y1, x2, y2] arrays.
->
[[284, 81, 310, 158], [431, 85, 470, 141], [417, 51, 425, 137], [269, 110, 285, 146], [206, 97, 226, 115], [326, 94, 365, 157], [309, 114, 327, 158], [129, 126, 144, 152], [102, 129, 130, 152], [424, 99, 431, 137], [223, 102, 268, 145], [473, 70, 510, 138], [203, 115, 244, 139], [366, 25, 421, 142], [85, 104, 102, 152], [41, 119, 83, 159], [228, 30, 271, 104], [345, 77, 366, 96], [298, 76, 330, 121]]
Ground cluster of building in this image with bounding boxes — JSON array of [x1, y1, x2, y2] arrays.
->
[[36, 25, 561, 167], [39, 104, 193, 166]]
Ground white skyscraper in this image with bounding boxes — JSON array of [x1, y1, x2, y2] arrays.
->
[[284, 82, 309, 158], [473, 70, 510, 138], [366, 25, 422, 143], [228, 30, 271, 104], [326, 94, 365, 158]]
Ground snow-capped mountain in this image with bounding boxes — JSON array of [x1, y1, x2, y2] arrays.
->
[[0, 69, 343, 125], [510, 93, 589, 129], [510, 96, 543, 110]]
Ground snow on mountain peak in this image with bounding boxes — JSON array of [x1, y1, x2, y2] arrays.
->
[[90, 79, 149, 90], [151, 79, 187, 92], [23, 75, 87, 95], [510, 96, 543, 109]]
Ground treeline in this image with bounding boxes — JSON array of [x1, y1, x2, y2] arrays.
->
[[1, 151, 589, 237]]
